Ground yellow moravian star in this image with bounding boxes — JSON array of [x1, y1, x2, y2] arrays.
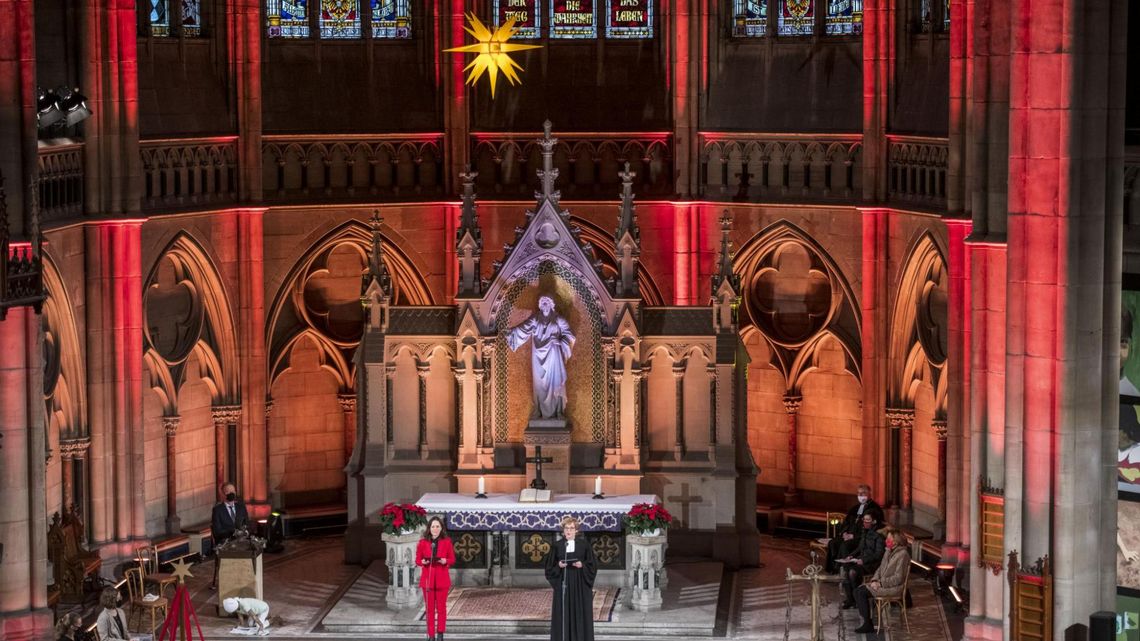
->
[[443, 13, 542, 98]]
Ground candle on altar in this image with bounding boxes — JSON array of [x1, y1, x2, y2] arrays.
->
[[478, 476, 485, 495], [595, 475, 602, 495]]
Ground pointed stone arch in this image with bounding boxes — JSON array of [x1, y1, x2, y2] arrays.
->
[[41, 253, 87, 441], [888, 231, 948, 408]]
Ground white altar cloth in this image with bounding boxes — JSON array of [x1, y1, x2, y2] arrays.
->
[[416, 493, 658, 532]]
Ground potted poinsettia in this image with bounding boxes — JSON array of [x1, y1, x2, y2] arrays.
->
[[378, 502, 428, 536], [625, 502, 673, 536]]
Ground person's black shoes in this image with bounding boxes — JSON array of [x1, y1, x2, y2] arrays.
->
[[854, 623, 876, 634], [841, 600, 855, 610], [436, 635, 445, 641]]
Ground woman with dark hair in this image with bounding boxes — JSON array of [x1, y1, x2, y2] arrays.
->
[[544, 516, 597, 641], [95, 587, 129, 641], [416, 516, 455, 641], [55, 612, 83, 641]]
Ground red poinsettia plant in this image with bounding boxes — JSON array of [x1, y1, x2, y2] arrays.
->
[[377, 502, 428, 535], [625, 502, 673, 534]]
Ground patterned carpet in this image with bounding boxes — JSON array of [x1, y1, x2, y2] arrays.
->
[[422, 587, 620, 622]]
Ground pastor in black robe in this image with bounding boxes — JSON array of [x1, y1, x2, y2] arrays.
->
[[544, 536, 597, 641]]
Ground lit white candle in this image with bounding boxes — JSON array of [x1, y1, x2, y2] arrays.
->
[[478, 476, 485, 494], [595, 475, 602, 495]]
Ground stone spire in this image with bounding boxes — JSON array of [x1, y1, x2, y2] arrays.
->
[[711, 211, 740, 333], [361, 210, 392, 330], [456, 166, 483, 297], [536, 120, 561, 207], [613, 162, 641, 298]]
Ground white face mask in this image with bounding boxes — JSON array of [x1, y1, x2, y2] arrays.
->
[[857, 495, 868, 504]]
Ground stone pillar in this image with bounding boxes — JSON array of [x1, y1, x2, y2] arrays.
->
[[162, 415, 181, 534], [782, 395, 802, 505], [860, 0, 893, 202], [943, 218, 972, 567], [932, 418, 948, 531], [0, 0, 39, 241], [385, 363, 396, 448], [672, 363, 685, 460], [668, 0, 702, 196], [235, 208, 268, 515], [58, 437, 92, 512], [706, 367, 717, 455], [441, 0, 469, 193], [859, 208, 891, 503], [0, 307, 52, 641], [416, 361, 430, 459], [885, 408, 915, 513], [85, 221, 145, 556], [227, 0, 263, 201], [338, 394, 357, 468], [212, 405, 241, 492], [480, 340, 495, 455], [609, 371, 622, 452]]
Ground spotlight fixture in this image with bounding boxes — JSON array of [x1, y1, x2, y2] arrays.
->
[[264, 509, 285, 553], [935, 562, 956, 593], [56, 87, 92, 127], [910, 558, 932, 573], [948, 585, 966, 612], [36, 88, 63, 129]]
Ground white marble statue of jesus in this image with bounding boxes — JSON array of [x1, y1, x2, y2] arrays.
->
[[507, 295, 576, 419]]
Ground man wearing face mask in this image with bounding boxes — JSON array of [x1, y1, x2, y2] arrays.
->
[[836, 513, 886, 609], [211, 482, 249, 589], [825, 484, 884, 573]]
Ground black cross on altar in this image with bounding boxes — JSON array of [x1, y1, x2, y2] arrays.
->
[[667, 482, 704, 528], [525, 446, 554, 490]]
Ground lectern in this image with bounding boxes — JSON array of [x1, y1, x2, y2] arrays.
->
[[215, 532, 263, 616]]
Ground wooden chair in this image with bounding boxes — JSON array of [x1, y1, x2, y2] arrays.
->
[[874, 562, 912, 633], [134, 545, 177, 598], [808, 511, 845, 565], [47, 510, 102, 599], [124, 567, 168, 634]]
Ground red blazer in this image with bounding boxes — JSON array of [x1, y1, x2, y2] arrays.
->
[[416, 536, 456, 590]]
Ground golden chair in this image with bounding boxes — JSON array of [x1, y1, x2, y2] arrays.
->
[[873, 562, 912, 633], [124, 567, 169, 634], [134, 545, 177, 598]]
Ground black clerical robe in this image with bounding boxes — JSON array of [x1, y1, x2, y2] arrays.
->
[[544, 537, 597, 641]]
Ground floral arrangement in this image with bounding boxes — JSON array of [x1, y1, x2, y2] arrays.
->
[[378, 502, 428, 535], [624, 502, 673, 534]]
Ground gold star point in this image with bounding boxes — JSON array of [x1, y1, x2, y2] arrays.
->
[[443, 13, 542, 98], [170, 558, 194, 583]]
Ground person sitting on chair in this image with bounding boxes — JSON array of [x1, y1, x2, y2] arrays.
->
[[95, 587, 130, 641], [222, 597, 271, 636], [211, 482, 249, 589], [826, 484, 884, 573], [853, 528, 911, 634], [837, 512, 886, 609], [55, 612, 83, 641]]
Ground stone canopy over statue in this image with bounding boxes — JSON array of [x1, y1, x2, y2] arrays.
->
[[506, 295, 576, 419]]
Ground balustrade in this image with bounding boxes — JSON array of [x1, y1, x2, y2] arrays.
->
[[37, 140, 84, 223], [886, 135, 948, 210], [699, 133, 862, 202], [140, 137, 238, 210], [262, 134, 444, 201], [471, 132, 672, 198]]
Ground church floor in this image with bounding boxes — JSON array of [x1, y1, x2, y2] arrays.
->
[[156, 535, 958, 641]]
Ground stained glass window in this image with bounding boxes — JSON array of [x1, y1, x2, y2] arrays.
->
[[605, 0, 651, 38], [267, 0, 310, 38], [320, 0, 361, 38], [149, 0, 170, 36], [824, 0, 861, 34], [777, 0, 812, 36], [550, 0, 597, 38], [732, 0, 766, 37], [495, 0, 541, 38], [371, 0, 411, 38], [181, 0, 202, 36]]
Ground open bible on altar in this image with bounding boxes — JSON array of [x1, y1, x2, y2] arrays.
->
[[518, 488, 552, 502]]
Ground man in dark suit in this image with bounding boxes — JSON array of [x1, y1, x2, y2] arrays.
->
[[211, 482, 249, 588], [825, 484, 885, 573]]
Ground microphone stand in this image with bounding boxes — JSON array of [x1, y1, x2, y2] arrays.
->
[[561, 542, 574, 641]]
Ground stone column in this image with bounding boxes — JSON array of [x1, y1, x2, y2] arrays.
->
[[452, 367, 466, 453], [227, 0, 263, 201], [668, 0, 702, 196], [672, 362, 685, 460], [885, 408, 915, 513], [162, 415, 181, 534], [385, 363, 396, 448], [609, 371, 622, 452], [338, 394, 357, 468], [707, 367, 717, 456], [860, 0, 893, 202], [58, 437, 92, 512], [636, 370, 646, 450], [0, 0, 39, 241], [442, 0, 470, 193], [859, 208, 891, 504], [480, 339, 495, 453], [417, 361, 430, 460], [782, 395, 802, 505], [212, 405, 242, 492], [0, 307, 52, 641], [932, 418, 948, 531], [235, 208, 268, 514], [85, 221, 145, 555], [942, 218, 972, 567]]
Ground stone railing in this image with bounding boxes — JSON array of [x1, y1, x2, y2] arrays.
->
[[262, 134, 445, 201], [887, 135, 948, 211], [0, 176, 45, 320], [470, 132, 673, 198], [37, 140, 85, 223], [140, 136, 239, 211], [699, 133, 862, 202]]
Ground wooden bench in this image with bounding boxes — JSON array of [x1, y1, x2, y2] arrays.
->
[[47, 508, 102, 600], [754, 502, 783, 534], [899, 524, 934, 560], [180, 522, 213, 558], [153, 535, 193, 566], [280, 504, 347, 537]]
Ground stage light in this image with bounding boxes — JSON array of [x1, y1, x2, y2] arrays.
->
[[949, 585, 963, 604], [36, 88, 63, 129], [264, 509, 285, 553], [910, 559, 931, 573], [56, 87, 92, 127], [935, 562, 956, 593]]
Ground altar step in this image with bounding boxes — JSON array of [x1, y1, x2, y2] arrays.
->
[[319, 561, 724, 637]]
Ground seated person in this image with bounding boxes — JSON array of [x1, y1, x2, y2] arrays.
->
[[222, 597, 271, 636], [95, 587, 130, 641], [55, 612, 83, 641], [838, 513, 885, 608], [826, 484, 884, 573], [853, 528, 911, 633]]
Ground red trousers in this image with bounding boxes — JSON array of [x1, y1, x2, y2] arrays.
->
[[423, 588, 447, 635]]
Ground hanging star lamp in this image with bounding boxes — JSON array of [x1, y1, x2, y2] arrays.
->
[[157, 558, 206, 641], [443, 13, 542, 98]]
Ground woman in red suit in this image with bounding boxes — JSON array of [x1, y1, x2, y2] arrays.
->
[[417, 516, 456, 641]]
